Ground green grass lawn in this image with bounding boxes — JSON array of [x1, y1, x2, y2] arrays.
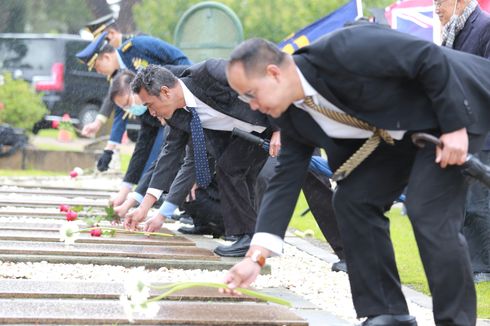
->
[[290, 192, 490, 318], [121, 153, 130, 173], [0, 169, 64, 176]]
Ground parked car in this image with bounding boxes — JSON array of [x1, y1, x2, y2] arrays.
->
[[0, 33, 139, 140]]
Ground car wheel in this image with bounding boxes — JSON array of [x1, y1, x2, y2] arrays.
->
[[77, 104, 99, 134]]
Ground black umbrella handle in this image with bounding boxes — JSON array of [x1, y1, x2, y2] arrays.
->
[[411, 133, 442, 148], [412, 133, 490, 188]]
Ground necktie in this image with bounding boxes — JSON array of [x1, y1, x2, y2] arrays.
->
[[188, 107, 212, 188], [303, 96, 394, 182]]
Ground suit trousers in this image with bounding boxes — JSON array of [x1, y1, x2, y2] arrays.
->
[[205, 129, 269, 236], [464, 149, 490, 273], [182, 178, 224, 232], [330, 132, 483, 325], [255, 156, 345, 259], [303, 169, 345, 260]]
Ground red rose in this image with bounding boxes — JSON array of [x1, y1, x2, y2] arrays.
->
[[69, 170, 78, 178], [90, 228, 102, 237], [66, 210, 78, 221], [51, 120, 60, 129], [59, 204, 70, 212]]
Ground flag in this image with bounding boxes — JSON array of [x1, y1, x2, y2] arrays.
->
[[385, 0, 435, 41], [480, 0, 490, 11], [278, 0, 363, 53], [385, 0, 490, 43]]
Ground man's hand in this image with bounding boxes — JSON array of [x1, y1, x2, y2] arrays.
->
[[144, 213, 166, 233], [110, 187, 131, 207], [188, 183, 199, 201], [221, 258, 262, 294], [82, 120, 102, 137], [124, 207, 148, 231], [435, 128, 468, 168], [97, 149, 114, 172], [269, 131, 281, 157], [221, 245, 270, 294], [114, 198, 136, 218]]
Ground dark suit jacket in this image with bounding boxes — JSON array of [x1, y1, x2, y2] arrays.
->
[[121, 65, 190, 186], [454, 7, 490, 59], [256, 23, 490, 238], [123, 111, 163, 184], [453, 6, 490, 149], [294, 23, 490, 135], [137, 59, 274, 206]]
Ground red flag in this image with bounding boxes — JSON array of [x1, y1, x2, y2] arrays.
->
[[479, 0, 490, 12]]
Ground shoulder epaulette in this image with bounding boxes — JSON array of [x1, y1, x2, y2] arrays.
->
[[121, 41, 133, 53]]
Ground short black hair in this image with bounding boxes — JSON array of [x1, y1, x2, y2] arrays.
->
[[99, 42, 115, 55], [229, 38, 286, 76], [131, 64, 178, 96], [109, 69, 135, 101]]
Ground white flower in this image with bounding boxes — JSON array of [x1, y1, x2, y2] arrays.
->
[[124, 268, 148, 293], [59, 222, 80, 245], [141, 301, 160, 318], [120, 295, 159, 323], [130, 287, 151, 305], [120, 294, 135, 323], [124, 267, 150, 304]]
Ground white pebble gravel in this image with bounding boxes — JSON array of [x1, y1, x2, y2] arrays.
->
[[0, 177, 461, 326]]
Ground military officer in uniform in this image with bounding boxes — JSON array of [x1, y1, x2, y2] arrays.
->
[[84, 13, 133, 49], [81, 14, 138, 143], [76, 31, 191, 206]]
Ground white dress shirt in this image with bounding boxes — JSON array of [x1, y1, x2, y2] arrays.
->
[[251, 68, 407, 256], [146, 79, 267, 206]]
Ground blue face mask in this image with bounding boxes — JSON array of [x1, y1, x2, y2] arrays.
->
[[128, 104, 147, 116]]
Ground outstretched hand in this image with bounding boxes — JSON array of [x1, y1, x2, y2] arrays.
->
[[144, 213, 166, 233], [220, 258, 261, 295], [124, 207, 147, 231]]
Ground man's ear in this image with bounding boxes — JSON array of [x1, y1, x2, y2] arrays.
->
[[266, 64, 281, 81], [160, 86, 171, 98]]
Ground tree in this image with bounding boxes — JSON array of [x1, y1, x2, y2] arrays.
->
[[118, 0, 141, 33], [22, 0, 93, 34], [0, 0, 27, 33], [133, 0, 395, 44], [85, 0, 112, 18]]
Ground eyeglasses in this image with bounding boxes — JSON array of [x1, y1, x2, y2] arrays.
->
[[434, 0, 450, 7], [237, 90, 256, 104]]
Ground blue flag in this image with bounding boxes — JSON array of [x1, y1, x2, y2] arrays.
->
[[278, 0, 362, 53]]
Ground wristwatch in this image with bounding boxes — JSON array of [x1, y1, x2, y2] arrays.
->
[[247, 249, 266, 268]]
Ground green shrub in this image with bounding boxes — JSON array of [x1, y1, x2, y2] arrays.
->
[[0, 72, 47, 131]]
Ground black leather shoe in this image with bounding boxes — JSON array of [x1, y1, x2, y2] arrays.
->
[[178, 225, 223, 238], [361, 314, 417, 326], [331, 260, 347, 273], [179, 216, 193, 225], [213, 234, 251, 257], [222, 235, 239, 242]]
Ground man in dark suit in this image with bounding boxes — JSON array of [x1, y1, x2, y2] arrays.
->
[[222, 24, 490, 326], [123, 61, 280, 257], [437, 0, 490, 281], [76, 32, 190, 206]]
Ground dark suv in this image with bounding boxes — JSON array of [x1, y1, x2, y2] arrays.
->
[[0, 33, 114, 133]]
